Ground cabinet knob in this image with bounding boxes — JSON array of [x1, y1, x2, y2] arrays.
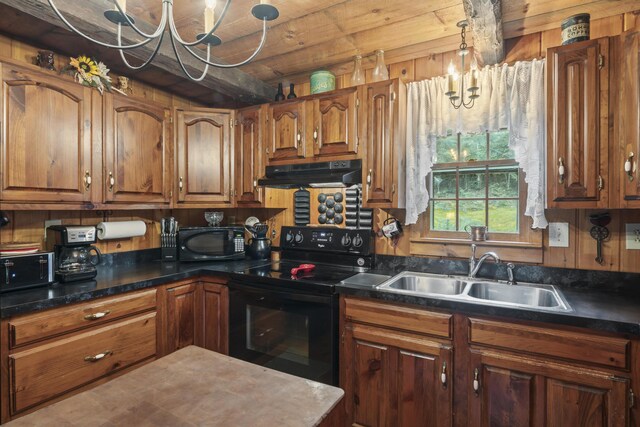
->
[[179, 177, 184, 192], [84, 171, 92, 191], [108, 171, 115, 192], [441, 362, 447, 385], [597, 175, 604, 191], [313, 127, 318, 145], [253, 177, 258, 189], [84, 350, 112, 362], [473, 368, 480, 394], [296, 129, 302, 143], [366, 169, 373, 186], [625, 152, 635, 182], [558, 158, 565, 184]]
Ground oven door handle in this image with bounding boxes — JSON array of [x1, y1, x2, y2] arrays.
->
[[228, 281, 333, 305]]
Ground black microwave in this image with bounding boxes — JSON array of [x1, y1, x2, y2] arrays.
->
[[178, 227, 245, 261]]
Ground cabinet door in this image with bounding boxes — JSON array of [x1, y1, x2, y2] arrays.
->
[[547, 38, 609, 208], [163, 283, 198, 356], [362, 80, 399, 207], [201, 281, 228, 354], [618, 30, 640, 207], [468, 350, 629, 427], [235, 106, 263, 206], [342, 322, 452, 427], [175, 109, 232, 205], [267, 100, 306, 162], [0, 63, 93, 203], [104, 94, 169, 204], [312, 87, 359, 157]]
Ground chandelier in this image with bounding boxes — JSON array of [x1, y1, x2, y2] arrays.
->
[[46, 0, 280, 82], [446, 20, 479, 110]]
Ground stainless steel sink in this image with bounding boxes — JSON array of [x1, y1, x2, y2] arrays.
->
[[377, 272, 466, 296], [376, 271, 572, 313], [466, 281, 568, 310]]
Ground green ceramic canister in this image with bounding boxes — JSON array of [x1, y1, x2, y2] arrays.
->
[[310, 70, 335, 94], [561, 13, 590, 45]]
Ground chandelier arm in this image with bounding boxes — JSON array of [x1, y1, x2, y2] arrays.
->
[[111, 0, 168, 40], [181, 20, 268, 68], [169, 31, 211, 82], [168, 0, 232, 47], [117, 26, 166, 71], [46, 0, 156, 50]]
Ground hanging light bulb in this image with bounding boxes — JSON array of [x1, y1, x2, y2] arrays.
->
[[204, 0, 216, 33]]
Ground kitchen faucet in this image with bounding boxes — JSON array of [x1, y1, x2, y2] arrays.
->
[[468, 244, 501, 279]]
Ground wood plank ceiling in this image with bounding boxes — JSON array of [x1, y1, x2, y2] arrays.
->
[[1, 0, 638, 106]]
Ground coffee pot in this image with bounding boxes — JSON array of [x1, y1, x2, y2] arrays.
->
[[46, 225, 102, 282]]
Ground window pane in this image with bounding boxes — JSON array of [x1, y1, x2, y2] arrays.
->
[[488, 200, 519, 233], [435, 134, 458, 163], [431, 200, 456, 231], [460, 133, 487, 162], [459, 169, 486, 198], [488, 169, 519, 198], [432, 170, 456, 198], [489, 130, 514, 160], [459, 200, 486, 230]]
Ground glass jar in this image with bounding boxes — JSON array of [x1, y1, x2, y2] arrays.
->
[[350, 55, 365, 86], [371, 49, 389, 82]]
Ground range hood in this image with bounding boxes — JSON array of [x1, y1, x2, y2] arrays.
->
[[258, 159, 362, 188]]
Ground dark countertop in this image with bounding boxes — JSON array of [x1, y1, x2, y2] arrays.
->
[[0, 258, 269, 319], [2, 256, 640, 337]]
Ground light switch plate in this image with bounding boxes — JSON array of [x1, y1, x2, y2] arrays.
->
[[548, 222, 569, 248], [44, 219, 62, 241], [625, 223, 640, 250]]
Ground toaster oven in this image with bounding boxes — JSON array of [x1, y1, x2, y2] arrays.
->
[[1, 252, 55, 292]]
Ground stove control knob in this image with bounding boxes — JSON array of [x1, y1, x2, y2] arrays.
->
[[353, 234, 363, 248], [285, 232, 294, 244], [341, 234, 352, 247], [294, 233, 304, 244]]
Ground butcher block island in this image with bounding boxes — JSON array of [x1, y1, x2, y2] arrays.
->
[[3, 346, 344, 427]]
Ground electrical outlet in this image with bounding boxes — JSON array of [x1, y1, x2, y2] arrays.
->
[[625, 223, 640, 250], [548, 222, 569, 248], [44, 219, 62, 241]]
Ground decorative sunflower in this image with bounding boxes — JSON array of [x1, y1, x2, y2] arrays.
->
[[61, 55, 124, 96]]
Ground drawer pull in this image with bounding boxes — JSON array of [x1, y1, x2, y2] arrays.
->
[[625, 152, 635, 181], [473, 368, 480, 394], [558, 157, 565, 184], [84, 310, 111, 320], [441, 362, 447, 385], [84, 350, 112, 362]]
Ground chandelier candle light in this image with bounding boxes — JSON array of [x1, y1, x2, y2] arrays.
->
[[46, 0, 280, 82], [446, 20, 480, 110]]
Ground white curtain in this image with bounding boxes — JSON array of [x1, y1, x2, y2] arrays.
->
[[405, 59, 548, 229]]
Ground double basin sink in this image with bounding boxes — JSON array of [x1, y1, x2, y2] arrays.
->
[[374, 271, 572, 312]]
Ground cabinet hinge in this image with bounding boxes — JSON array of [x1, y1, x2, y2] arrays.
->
[[169, 116, 173, 124], [598, 54, 605, 70], [630, 389, 635, 409]]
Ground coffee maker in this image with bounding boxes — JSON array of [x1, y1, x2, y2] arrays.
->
[[46, 225, 101, 282]]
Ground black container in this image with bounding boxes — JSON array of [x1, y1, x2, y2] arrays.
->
[[287, 83, 297, 99], [275, 83, 285, 101], [561, 13, 590, 45]]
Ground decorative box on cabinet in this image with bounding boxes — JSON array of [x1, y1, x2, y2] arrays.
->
[[547, 38, 610, 208], [174, 108, 234, 207]]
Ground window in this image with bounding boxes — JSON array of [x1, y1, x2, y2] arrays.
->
[[430, 130, 520, 234]]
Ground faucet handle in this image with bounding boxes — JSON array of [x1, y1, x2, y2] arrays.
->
[[506, 263, 516, 285]]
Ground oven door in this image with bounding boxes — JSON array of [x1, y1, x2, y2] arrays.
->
[[228, 281, 338, 386]]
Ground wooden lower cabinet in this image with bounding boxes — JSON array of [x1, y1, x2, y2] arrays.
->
[[157, 277, 229, 357], [340, 296, 635, 427], [468, 350, 629, 427]]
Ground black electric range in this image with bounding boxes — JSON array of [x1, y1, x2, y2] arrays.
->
[[228, 226, 374, 386]]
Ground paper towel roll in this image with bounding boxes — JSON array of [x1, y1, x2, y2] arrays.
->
[[97, 221, 146, 240]]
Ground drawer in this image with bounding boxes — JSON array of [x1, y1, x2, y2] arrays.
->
[[468, 318, 630, 369], [9, 312, 156, 414], [8, 289, 156, 348], [343, 297, 452, 339]]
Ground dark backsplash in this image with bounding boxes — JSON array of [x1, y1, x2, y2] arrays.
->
[[374, 254, 640, 294]]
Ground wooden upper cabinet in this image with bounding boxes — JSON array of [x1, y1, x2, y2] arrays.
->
[[235, 105, 263, 206], [468, 350, 629, 427], [362, 79, 405, 208], [266, 99, 306, 162], [311, 87, 359, 157], [0, 63, 94, 204], [175, 108, 233, 206], [103, 94, 170, 205], [547, 38, 609, 208], [617, 30, 640, 207]]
